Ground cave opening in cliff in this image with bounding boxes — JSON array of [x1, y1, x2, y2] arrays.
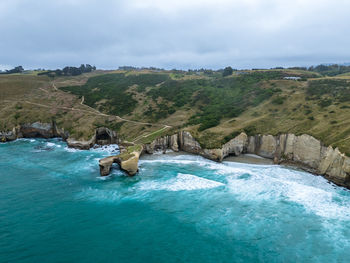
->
[[97, 132, 110, 141]]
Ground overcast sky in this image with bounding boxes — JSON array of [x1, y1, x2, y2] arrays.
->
[[1, 0, 350, 70]]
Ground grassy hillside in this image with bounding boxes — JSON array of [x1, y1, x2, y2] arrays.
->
[[2, 68, 350, 156]]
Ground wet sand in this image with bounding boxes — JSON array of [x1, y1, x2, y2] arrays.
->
[[224, 154, 274, 165]]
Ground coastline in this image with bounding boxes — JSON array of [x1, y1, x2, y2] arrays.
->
[[2, 122, 350, 189], [141, 151, 274, 165]]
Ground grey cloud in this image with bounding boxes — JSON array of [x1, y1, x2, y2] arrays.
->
[[0, 0, 350, 70]]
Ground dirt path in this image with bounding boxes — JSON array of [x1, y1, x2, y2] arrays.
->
[[3, 81, 172, 142], [4, 94, 172, 142], [52, 82, 58, 91], [132, 125, 170, 143]]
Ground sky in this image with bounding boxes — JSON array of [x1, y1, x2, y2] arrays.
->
[[1, 0, 350, 70]]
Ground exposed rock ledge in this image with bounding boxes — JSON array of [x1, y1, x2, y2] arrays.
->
[[0, 122, 118, 149], [143, 131, 350, 188]]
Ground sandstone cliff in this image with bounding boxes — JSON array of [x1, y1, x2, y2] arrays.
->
[[144, 131, 350, 188], [0, 121, 68, 142]]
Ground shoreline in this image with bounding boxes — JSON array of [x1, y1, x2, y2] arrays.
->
[[2, 124, 350, 189], [140, 150, 274, 165]]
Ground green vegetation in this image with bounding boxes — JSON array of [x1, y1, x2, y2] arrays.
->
[[118, 144, 143, 161], [307, 79, 350, 104], [272, 96, 286, 105], [0, 66, 24, 75], [222, 66, 233, 77], [61, 73, 169, 116], [4, 66, 350, 156], [308, 64, 350, 76], [38, 64, 96, 78]]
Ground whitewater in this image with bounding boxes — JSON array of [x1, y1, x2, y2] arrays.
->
[[0, 138, 350, 262]]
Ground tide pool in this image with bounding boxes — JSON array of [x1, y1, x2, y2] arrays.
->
[[0, 139, 350, 262]]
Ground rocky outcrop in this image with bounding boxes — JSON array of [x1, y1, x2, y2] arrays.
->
[[67, 135, 96, 150], [67, 127, 118, 150], [1, 122, 117, 151], [19, 122, 57, 138], [144, 134, 179, 154], [144, 130, 350, 188], [144, 131, 223, 161], [245, 133, 350, 187], [99, 144, 143, 176], [0, 128, 17, 142], [0, 121, 69, 142], [222, 132, 248, 159], [95, 127, 118, 145]]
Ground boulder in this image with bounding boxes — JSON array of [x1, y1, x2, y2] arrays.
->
[[67, 135, 96, 150], [201, 148, 223, 162]]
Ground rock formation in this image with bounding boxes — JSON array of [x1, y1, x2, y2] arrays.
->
[[1, 121, 68, 142], [2, 121, 350, 188], [99, 144, 143, 176], [0, 122, 117, 150], [67, 127, 118, 150], [144, 131, 350, 188]]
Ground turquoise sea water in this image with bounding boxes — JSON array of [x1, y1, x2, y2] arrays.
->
[[1, 139, 350, 263]]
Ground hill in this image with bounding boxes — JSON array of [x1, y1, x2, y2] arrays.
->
[[2, 68, 350, 155]]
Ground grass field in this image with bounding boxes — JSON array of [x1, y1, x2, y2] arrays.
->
[[2, 69, 350, 155]]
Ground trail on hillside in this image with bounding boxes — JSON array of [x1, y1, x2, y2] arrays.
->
[[3, 82, 172, 142]]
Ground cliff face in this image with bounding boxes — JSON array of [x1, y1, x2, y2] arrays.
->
[[145, 131, 350, 188], [3, 122, 350, 187], [67, 127, 118, 150], [0, 122, 69, 142], [0, 122, 118, 150]]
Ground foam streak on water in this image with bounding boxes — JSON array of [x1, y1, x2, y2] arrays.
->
[[1, 139, 350, 263]]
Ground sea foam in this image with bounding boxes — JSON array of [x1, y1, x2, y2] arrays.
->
[[138, 173, 224, 192]]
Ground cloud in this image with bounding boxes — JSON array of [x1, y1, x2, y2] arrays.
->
[[0, 0, 349, 69]]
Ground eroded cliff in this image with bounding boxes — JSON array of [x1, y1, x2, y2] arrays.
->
[[144, 131, 350, 188]]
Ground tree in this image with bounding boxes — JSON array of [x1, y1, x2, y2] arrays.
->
[[0, 66, 24, 74], [222, 66, 233, 77]]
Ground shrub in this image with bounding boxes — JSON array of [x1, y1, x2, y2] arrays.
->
[[272, 96, 286, 105], [318, 99, 332, 108], [223, 131, 241, 143], [243, 125, 257, 136], [222, 66, 233, 77]]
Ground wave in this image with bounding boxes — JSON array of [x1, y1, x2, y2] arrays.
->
[[138, 173, 224, 192], [91, 144, 119, 155], [226, 165, 350, 220], [141, 154, 350, 220]]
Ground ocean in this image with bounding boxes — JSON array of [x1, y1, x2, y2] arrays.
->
[[1, 138, 350, 262]]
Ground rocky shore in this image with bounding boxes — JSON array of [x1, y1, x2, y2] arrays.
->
[[2, 123, 349, 189], [142, 131, 350, 188]]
